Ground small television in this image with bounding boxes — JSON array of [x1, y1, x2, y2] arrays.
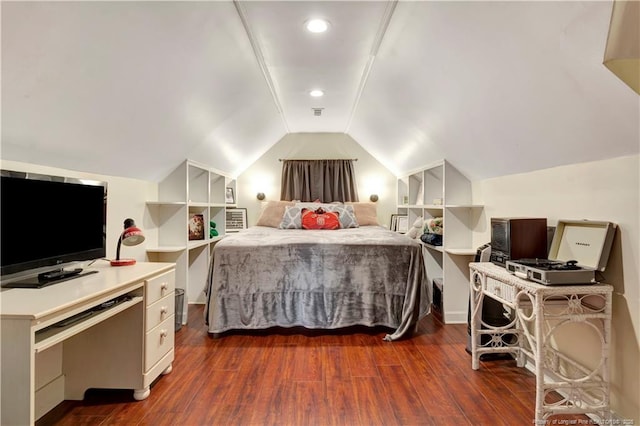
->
[[1, 169, 107, 287]]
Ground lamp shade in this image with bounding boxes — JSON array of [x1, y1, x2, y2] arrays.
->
[[604, 0, 640, 94], [111, 218, 145, 266]]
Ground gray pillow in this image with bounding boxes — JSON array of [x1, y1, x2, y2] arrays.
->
[[279, 206, 304, 229], [329, 205, 359, 229]]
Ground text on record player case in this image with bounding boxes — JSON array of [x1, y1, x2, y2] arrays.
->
[[397, 160, 483, 323]]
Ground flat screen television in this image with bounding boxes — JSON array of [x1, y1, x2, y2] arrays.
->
[[1, 169, 107, 287]]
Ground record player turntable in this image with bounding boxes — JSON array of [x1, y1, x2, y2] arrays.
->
[[506, 220, 616, 285]]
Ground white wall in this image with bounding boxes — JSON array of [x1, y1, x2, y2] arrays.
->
[[236, 133, 397, 227], [0, 160, 157, 266], [472, 154, 640, 421]]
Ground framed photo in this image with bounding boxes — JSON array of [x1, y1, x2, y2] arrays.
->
[[226, 208, 247, 233], [390, 214, 408, 232], [188, 213, 205, 240], [396, 215, 409, 233], [225, 187, 235, 204], [390, 214, 399, 231]]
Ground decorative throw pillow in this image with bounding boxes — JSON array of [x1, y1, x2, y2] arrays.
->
[[329, 204, 359, 228], [345, 202, 379, 226], [256, 200, 295, 228], [294, 202, 357, 228], [426, 217, 443, 235], [301, 208, 340, 230], [279, 206, 304, 229]]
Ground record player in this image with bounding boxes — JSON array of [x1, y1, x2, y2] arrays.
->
[[506, 219, 616, 285]]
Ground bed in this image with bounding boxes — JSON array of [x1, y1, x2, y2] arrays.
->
[[203, 203, 430, 341]]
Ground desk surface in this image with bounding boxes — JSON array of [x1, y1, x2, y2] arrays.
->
[[469, 262, 613, 295], [0, 262, 175, 320]]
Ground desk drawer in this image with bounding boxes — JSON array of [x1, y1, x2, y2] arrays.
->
[[486, 277, 515, 303], [146, 270, 175, 306], [145, 316, 174, 370], [146, 293, 174, 332]]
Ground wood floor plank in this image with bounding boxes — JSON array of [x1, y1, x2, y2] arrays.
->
[[407, 373, 467, 419], [377, 364, 432, 425], [291, 381, 330, 426], [37, 304, 593, 426], [324, 378, 362, 426], [351, 376, 396, 425], [322, 343, 351, 380], [292, 338, 323, 382], [438, 373, 509, 425], [346, 335, 379, 378], [393, 340, 437, 375]]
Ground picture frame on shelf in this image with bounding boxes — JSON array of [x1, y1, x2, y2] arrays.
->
[[226, 208, 247, 233], [396, 216, 409, 233], [188, 213, 205, 240], [225, 187, 235, 204], [390, 214, 399, 231]]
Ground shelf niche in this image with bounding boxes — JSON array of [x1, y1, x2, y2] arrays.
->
[[397, 160, 483, 324], [145, 160, 237, 325]]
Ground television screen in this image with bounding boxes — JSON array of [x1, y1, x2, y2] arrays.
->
[[0, 170, 107, 280]]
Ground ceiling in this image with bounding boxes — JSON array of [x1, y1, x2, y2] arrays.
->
[[2, 1, 638, 182]]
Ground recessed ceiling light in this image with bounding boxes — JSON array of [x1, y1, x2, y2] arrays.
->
[[309, 89, 324, 97], [305, 19, 330, 33]]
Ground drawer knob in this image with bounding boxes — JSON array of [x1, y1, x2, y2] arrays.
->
[[160, 330, 168, 341], [161, 283, 168, 292], [160, 306, 167, 317]]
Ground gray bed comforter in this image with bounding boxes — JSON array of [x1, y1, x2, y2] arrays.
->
[[204, 226, 429, 341]]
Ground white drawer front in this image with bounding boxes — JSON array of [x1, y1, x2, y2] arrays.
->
[[145, 316, 174, 370], [486, 277, 515, 303], [146, 270, 175, 307], [146, 293, 175, 332]]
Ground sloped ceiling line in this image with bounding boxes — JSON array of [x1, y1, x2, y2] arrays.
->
[[233, 0, 290, 133], [345, 0, 398, 133]]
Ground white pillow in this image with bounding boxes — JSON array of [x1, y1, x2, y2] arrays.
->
[[407, 217, 424, 239]]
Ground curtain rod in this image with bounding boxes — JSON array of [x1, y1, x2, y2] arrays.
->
[[278, 158, 358, 162]]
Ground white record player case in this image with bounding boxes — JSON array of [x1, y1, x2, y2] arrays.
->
[[506, 220, 616, 285]]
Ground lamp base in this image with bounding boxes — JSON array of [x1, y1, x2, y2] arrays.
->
[[110, 259, 137, 267]]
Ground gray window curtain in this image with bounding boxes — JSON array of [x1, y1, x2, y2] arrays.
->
[[280, 159, 359, 202]]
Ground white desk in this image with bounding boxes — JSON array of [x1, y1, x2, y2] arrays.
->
[[1, 262, 176, 425], [469, 262, 612, 423]]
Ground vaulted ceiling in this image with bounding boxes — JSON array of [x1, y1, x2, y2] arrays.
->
[[2, 1, 638, 182]]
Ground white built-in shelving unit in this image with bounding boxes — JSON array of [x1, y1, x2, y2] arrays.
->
[[397, 160, 483, 324], [144, 160, 236, 325]]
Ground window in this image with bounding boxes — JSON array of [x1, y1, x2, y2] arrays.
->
[[280, 159, 359, 203]]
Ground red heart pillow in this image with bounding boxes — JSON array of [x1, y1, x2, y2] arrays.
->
[[301, 208, 340, 230]]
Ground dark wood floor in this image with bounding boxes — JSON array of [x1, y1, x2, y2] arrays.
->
[[39, 304, 590, 425]]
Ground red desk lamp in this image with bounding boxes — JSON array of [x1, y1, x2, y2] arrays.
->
[[111, 218, 145, 266]]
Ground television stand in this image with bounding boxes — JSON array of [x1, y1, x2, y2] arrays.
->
[[2, 269, 98, 289], [1, 262, 176, 425]]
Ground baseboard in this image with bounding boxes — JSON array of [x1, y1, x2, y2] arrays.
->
[[443, 310, 467, 324]]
